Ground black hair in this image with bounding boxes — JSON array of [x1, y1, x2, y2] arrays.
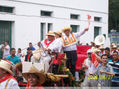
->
[[113, 51, 118, 55], [101, 54, 108, 59], [105, 47, 110, 51], [29, 42, 32, 44], [5, 41, 9, 44], [18, 48, 21, 51], [10, 48, 15, 52], [27, 47, 32, 50]]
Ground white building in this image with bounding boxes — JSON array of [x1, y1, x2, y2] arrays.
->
[[0, 0, 109, 52]]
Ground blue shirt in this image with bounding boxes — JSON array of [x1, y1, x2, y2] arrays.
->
[[108, 59, 119, 83], [6, 55, 21, 65], [96, 63, 113, 87]]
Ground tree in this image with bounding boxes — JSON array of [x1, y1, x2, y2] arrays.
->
[[109, 0, 119, 32]]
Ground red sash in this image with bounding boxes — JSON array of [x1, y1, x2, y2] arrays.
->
[[44, 39, 54, 48], [0, 74, 16, 83], [26, 82, 44, 89], [91, 53, 99, 67], [27, 54, 31, 60]]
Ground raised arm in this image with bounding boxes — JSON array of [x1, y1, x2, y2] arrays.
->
[[74, 28, 89, 38]]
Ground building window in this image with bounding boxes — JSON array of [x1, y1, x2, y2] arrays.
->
[[70, 25, 79, 32], [48, 23, 53, 32], [40, 23, 46, 40], [94, 27, 101, 38], [41, 11, 52, 17], [94, 17, 102, 22], [0, 6, 14, 13], [70, 14, 79, 19]]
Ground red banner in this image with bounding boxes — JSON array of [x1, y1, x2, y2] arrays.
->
[[76, 46, 91, 71]]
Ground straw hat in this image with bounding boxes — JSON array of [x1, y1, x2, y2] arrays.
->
[[87, 49, 92, 54], [46, 31, 55, 36], [0, 60, 13, 75], [99, 45, 104, 49], [94, 35, 105, 45], [15, 62, 22, 72], [62, 27, 72, 33], [93, 48, 101, 53], [54, 31, 61, 36], [23, 66, 46, 85], [112, 45, 117, 49]]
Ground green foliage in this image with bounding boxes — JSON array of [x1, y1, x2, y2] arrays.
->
[[109, 0, 119, 32]]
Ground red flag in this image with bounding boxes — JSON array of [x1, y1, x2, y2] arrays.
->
[[87, 14, 91, 28], [91, 53, 99, 67]]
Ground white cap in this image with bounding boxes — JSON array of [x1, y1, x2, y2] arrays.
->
[[87, 49, 92, 54]]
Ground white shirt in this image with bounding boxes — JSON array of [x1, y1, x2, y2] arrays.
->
[[62, 30, 86, 51], [3, 45, 10, 58], [50, 38, 64, 53], [0, 79, 20, 89], [83, 58, 97, 76], [41, 39, 62, 55]]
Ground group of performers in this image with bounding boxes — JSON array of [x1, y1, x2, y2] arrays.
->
[[1, 25, 119, 88]]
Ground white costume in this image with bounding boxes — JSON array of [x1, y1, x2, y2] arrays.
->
[[0, 78, 20, 89], [81, 58, 98, 88], [62, 30, 86, 51], [40, 39, 59, 72], [50, 38, 64, 53]]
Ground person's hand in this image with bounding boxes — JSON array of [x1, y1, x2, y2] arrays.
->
[[99, 70, 105, 73], [85, 28, 89, 31], [89, 72, 93, 75], [43, 48, 48, 51], [37, 42, 41, 47]]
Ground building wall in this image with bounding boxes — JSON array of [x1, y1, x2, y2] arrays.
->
[[0, 0, 109, 50]]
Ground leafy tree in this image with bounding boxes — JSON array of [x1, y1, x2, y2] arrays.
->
[[109, 0, 119, 32]]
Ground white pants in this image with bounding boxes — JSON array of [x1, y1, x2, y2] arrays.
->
[[81, 76, 98, 89], [40, 55, 51, 72]]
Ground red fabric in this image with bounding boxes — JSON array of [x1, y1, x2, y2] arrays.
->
[[27, 54, 31, 60], [18, 82, 27, 86], [25, 82, 44, 89], [91, 53, 99, 67], [76, 46, 91, 71], [87, 14, 91, 28], [52, 54, 65, 65], [44, 39, 54, 48], [0, 74, 16, 83]]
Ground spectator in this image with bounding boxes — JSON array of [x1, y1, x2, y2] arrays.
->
[[108, 51, 119, 87], [6, 48, 21, 65], [25, 48, 33, 62], [96, 54, 114, 87], [17, 48, 22, 59], [2, 41, 10, 59], [28, 42, 35, 51], [104, 47, 113, 60], [81, 49, 98, 88]]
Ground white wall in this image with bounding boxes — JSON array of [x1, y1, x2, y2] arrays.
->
[[0, 0, 109, 50]]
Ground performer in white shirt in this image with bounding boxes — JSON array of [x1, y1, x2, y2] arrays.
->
[[61, 27, 89, 76], [53, 31, 63, 53], [0, 60, 20, 89], [38, 31, 58, 72], [2, 41, 10, 59]]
